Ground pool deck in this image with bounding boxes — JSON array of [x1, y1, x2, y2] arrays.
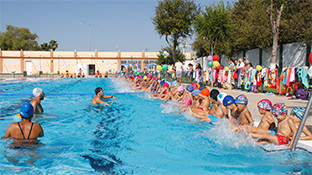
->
[[207, 86, 312, 152]]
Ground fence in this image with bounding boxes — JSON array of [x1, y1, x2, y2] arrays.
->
[[194, 42, 312, 70]]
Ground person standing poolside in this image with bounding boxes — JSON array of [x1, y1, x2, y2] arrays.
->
[[3, 102, 44, 141], [31, 88, 45, 114], [175, 59, 183, 84], [236, 58, 245, 89], [91, 87, 118, 106]]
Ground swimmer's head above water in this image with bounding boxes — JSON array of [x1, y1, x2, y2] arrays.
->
[[95, 87, 103, 95], [33, 87, 45, 100], [20, 102, 34, 119]]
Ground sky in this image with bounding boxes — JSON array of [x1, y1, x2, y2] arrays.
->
[[0, 0, 236, 52]]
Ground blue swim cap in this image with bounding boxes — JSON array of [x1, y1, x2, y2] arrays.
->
[[223, 95, 235, 107], [291, 107, 305, 120], [198, 82, 204, 87], [192, 89, 201, 96], [160, 80, 165, 86], [198, 86, 205, 91], [167, 82, 172, 86], [235, 94, 248, 105], [186, 85, 194, 92], [20, 102, 34, 118]]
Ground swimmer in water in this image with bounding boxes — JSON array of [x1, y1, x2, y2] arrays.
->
[[31, 88, 45, 114], [2, 102, 44, 167], [3, 102, 44, 141], [91, 87, 118, 106]]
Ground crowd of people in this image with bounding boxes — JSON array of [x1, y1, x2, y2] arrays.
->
[[122, 72, 312, 148], [2, 70, 311, 159]]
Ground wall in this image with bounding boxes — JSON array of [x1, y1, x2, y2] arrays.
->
[[0, 50, 193, 74]]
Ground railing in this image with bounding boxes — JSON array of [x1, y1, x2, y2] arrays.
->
[[291, 92, 312, 152]]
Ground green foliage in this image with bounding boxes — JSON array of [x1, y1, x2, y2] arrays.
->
[[279, 0, 312, 44], [156, 46, 186, 65], [191, 35, 210, 58], [152, 0, 198, 62], [0, 25, 38, 50], [192, 0, 312, 57], [230, 0, 272, 53], [0, 25, 59, 51], [49, 40, 58, 51], [193, 1, 232, 56], [38, 40, 58, 51]]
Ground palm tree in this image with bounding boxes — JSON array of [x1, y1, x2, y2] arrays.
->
[[49, 40, 58, 51]]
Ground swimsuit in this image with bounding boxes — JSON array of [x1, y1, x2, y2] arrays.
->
[[17, 122, 34, 140], [198, 107, 204, 111], [209, 102, 218, 109], [208, 115, 218, 123], [276, 134, 290, 145], [184, 95, 191, 106], [268, 129, 277, 135]]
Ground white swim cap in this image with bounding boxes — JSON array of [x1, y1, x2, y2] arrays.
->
[[33, 88, 43, 97], [217, 93, 227, 103]]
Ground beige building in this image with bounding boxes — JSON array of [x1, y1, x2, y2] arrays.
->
[[0, 50, 193, 76]]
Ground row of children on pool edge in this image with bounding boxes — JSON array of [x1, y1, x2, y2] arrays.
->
[[123, 73, 312, 148]]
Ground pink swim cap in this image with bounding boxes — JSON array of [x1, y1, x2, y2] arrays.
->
[[147, 73, 153, 78], [177, 85, 184, 92], [153, 77, 158, 81], [192, 83, 197, 90], [163, 82, 169, 88]]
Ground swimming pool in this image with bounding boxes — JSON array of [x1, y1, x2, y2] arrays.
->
[[0, 78, 311, 174]]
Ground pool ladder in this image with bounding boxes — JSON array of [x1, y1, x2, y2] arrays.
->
[[291, 92, 312, 152]]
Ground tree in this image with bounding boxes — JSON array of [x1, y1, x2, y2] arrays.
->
[[157, 47, 186, 65], [279, 0, 312, 45], [267, 0, 284, 69], [49, 40, 58, 51], [191, 35, 210, 58], [152, 0, 198, 63], [0, 25, 38, 50], [231, 0, 272, 54], [39, 43, 50, 51], [194, 1, 232, 56], [38, 40, 58, 51]]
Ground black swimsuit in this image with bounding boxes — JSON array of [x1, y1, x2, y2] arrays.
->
[[17, 122, 34, 140]]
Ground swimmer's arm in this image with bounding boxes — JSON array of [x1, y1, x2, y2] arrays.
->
[[103, 95, 118, 100], [95, 98, 111, 106], [245, 111, 254, 126], [287, 119, 299, 148], [31, 101, 43, 114], [3, 123, 14, 138], [300, 126, 312, 140], [36, 123, 44, 137]]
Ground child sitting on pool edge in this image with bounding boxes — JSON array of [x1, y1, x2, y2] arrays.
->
[[242, 99, 276, 135], [234, 94, 254, 126], [250, 103, 298, 147]]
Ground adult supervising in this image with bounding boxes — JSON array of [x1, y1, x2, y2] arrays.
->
[[91, 87, 118, 106], [175, 59, 183, 84]]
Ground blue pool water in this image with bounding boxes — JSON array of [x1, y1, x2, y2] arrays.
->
[[0, 78, 311, 174]]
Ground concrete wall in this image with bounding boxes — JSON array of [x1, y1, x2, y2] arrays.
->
[[0, 50, 193, 75]]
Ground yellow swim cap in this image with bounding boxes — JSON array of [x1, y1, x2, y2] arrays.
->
[[143, 76, 147, 80]]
